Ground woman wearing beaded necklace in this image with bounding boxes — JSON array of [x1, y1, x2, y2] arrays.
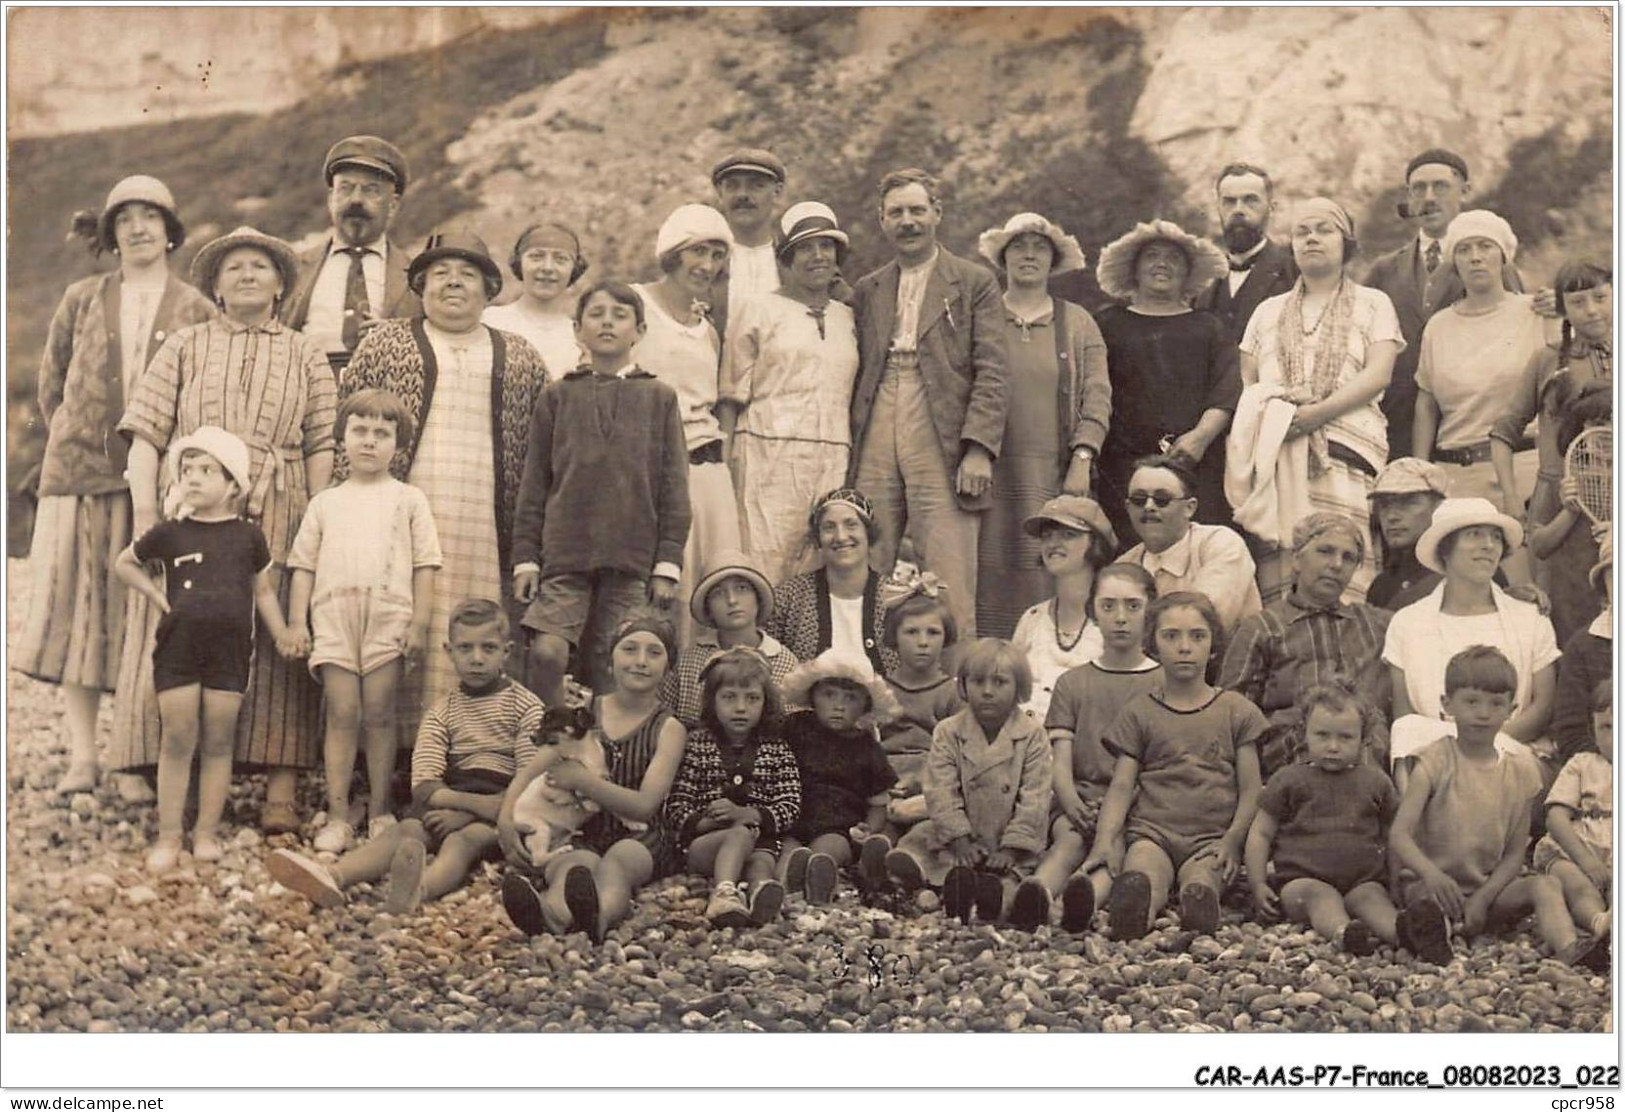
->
[[1237, 197, 1403, 604], [1009, 495, 1116, 719]]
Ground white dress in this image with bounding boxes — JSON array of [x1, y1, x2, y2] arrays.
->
[[1010, 600, 1105, 720], [482, 302, 584, 380]]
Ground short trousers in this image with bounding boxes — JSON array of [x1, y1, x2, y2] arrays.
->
[[1270, 858, 1386, 896], [152, 611, 253, 694], [682, 826, 783, 861], [522, 571, 648, 688], [577, 818, 682, 880], [419, 818, 499, 856], [308, 587, 414, 678], [1125, 822, 1221, 872], [1533, 832, 1612, 875]]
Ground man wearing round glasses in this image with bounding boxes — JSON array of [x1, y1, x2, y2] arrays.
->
[[1117, 455, 1261, 635], [285, 135, 421, 373]]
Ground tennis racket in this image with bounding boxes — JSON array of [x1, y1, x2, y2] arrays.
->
[[1564, 425, 1612, 526]]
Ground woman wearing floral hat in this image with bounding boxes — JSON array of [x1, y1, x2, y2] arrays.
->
[[114, 225, 334, 832], [973, 212, 1111, 636], [17, 175, 215, 797], [720, 201, 859, 587], [1092, 219, 1240, 550]]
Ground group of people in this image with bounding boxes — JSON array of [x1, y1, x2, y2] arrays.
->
[[17, 133, 1612, 968]]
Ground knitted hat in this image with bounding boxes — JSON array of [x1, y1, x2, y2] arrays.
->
[[977, 211, 1086, 275], [1405, 148, 1470, 184], [1440, 210, 1518, 269]]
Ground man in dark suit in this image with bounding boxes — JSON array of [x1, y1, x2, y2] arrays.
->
[[283, 135, 421, 375], [1193, 162, 1297, 343], [847, 167, 1008, 639], [1361, 148, 1525, 459]]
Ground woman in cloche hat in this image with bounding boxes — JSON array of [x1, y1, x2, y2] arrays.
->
[[18, 175, 214, 798], [112, 226, 336, 835]]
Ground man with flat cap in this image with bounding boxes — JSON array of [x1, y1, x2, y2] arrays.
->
[[1362, 147, 1525, 459], [707, 147, 786, 338], [285, 135, 421, 375]]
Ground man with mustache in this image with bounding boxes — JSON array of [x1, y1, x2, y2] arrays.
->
[[284, 135, 420, 375], [847, 167, 1008, 641], [1193, 162, 1297, 344], [706, 148, 787, 340], [1362, 148, 1525, 460]]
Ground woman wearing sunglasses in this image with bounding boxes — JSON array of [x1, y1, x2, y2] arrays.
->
[[1116, 455, 1261, 636]]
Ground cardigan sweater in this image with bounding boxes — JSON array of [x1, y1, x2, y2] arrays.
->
[[338, 317, 548, 579], [37, 271, 215, 497], [511, 367, 691, 578], [764, 567, 900, 676]]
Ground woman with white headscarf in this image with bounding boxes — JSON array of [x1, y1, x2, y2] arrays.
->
[[1237, 197, 1403, 604], [635, 204, 744, 646]]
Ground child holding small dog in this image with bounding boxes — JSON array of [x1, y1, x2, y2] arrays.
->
[[510, 704, 610, 868], [1245, 678, 1400, 954], [266, 598, 540, 912], [665, 648, 801, 927]]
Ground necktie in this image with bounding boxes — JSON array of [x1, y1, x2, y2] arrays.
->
[[1424, 241, 1441, 276], [340, 247, 372, 352]]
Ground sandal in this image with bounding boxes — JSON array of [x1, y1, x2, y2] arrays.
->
[[261, 801, 300, 835]]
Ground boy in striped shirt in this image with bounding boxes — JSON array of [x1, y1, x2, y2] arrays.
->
[[267, 599, 542, 912]]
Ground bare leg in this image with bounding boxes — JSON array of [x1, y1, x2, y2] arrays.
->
[[596, 838, 656, 936], [1551, 859, 1608, 929], [529, 633, 571, 711], [56, 683, 102, 792], [265, 766, 299, 808], [154, 685, 202, 838], [330, 819, 420, 886], [194, 689, 245, 839], [809, 831, 855, 867], [319, 666, 362, 820], [1344, 881, 1400, 944], [1123, 840, 1175, 921], [687, 826, 755, 884], [360, 662, 402, 823], [743, 849, 777, 886], [1491, 875, 1578, 953], [1033, 824, 1088, 895], [1280, 877, 1351, 942], [538, 848, 603, 931], [423, 823, 498, 902]]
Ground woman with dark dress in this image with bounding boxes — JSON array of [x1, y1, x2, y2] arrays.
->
[[1092, 220, 1239, 550]]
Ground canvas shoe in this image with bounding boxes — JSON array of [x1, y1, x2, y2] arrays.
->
[[1008, 878, 1050, 931], [804, 853, 839, 905], [1397, 897, 1453, 965], [749, 879, 785, 925], [383, 839, 426, 914], [779, 846, 811, 894], [266, 848, 346, 908], [563, 865, 599, 937], [705, 880, 752, 929], [1060, 872, 1097, 933], [884, 849, 925, 893], [500, 872, 549, 937], [1178, 882, 1221, 935], [1340, 920, 1378, 956], [313, 819, 355, 854], [1107, 871, 1153, 941], [857, 834, 892, 890], [943, 866, 977, 923], [973, 870, 1004, 922]]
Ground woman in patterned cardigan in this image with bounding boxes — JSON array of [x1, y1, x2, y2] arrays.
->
[[340, 228, 548, 732]]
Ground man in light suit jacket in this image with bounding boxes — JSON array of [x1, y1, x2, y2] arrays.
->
[[1361, 148, 1526, 460], [847, 167, 1008, 639], [283, 135, 421, 375], [1192, 162, 1297, 344]]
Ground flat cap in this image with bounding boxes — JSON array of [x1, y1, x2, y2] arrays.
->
[[711, 147, 786, 186], [324, 135, 408, 193]]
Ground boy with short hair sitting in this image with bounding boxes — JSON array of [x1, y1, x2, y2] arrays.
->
[[1389, 645, 1606, 968], [267, 599, 541, 912]]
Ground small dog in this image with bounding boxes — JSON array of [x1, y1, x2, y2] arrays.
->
[[511, 706, 610, 868]]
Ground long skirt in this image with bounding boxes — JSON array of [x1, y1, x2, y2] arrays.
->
[[1255, 458, 1377, 606], [109, 563, 323, 772], [730, 433, 847, 589], [674, 460, 743, 649], [14, 492, 131, 691]]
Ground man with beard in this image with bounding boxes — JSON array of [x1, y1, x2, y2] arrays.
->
[[706, 148, 787, 340], [1193, 162, 1297, 343], [848, 167, 1008, 641], [285, 136, 420, 375], [1362, 148, 1526, 460]]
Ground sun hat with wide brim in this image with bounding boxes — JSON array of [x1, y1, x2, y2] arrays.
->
[[780, 648, 902, 726], [190, 226, 300, 300], [1094, 219, 1228, 303], [978, 212, 1087, 275], [1414, 497, 1526, 574], [689, 549, 775, 628], [408, 226, 504, 296]]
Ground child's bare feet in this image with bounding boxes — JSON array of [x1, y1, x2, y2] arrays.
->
[[266, 848, 345, 908], [116, 773, 156, 804], [55, 761, 98, 796], [192, 829, 224, 863], [314, 819, 355, 854], [145, 832, 183, 875], [384, 839, 425, 914]]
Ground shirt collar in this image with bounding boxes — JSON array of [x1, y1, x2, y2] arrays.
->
[[695, 630, 787, 658], [330, 235, 386, 259], [1229, 238, 1269, 267], [1418, 232, 1442, 256], [899, 246, 940, 278], [1280, 589, 1349, 622], [222, 316, 285, 337], [1140, 528, 1195, 578]]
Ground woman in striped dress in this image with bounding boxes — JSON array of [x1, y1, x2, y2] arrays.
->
[[17, 175, 214, 796], [115, 227, 336, 833]]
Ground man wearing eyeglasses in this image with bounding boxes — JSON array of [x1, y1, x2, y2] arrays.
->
[[1361, 148, 1527, 462], [284, 135, 421, 374]]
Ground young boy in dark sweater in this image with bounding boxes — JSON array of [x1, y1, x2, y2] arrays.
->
[[512, 281, 693, 705]]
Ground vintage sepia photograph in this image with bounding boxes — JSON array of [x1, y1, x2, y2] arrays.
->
[[3, 2, 1616, 1085]]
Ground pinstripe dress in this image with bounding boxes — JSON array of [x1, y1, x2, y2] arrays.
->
[[111, 317, 336, 771]]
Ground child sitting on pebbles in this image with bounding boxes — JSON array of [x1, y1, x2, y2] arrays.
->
[[664, 648, 801, 927], [1084, 591, 1265, 941], [778, 650, 901, 904], [886, 638, 1053, 925], [1245, 678, 1400, 955], [266, 599, 541, 912], [1390, 646, 1607, 969], [1534, 677, 1613, 970], [877, 577, 961, 826]]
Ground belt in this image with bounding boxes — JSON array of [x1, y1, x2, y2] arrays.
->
[[884, 349, 921, 373], [1432, 441, 1496, 466], [326, 351, 353, 375], [1326, 441, 1377, 479], [689, 440, 724, 466]]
